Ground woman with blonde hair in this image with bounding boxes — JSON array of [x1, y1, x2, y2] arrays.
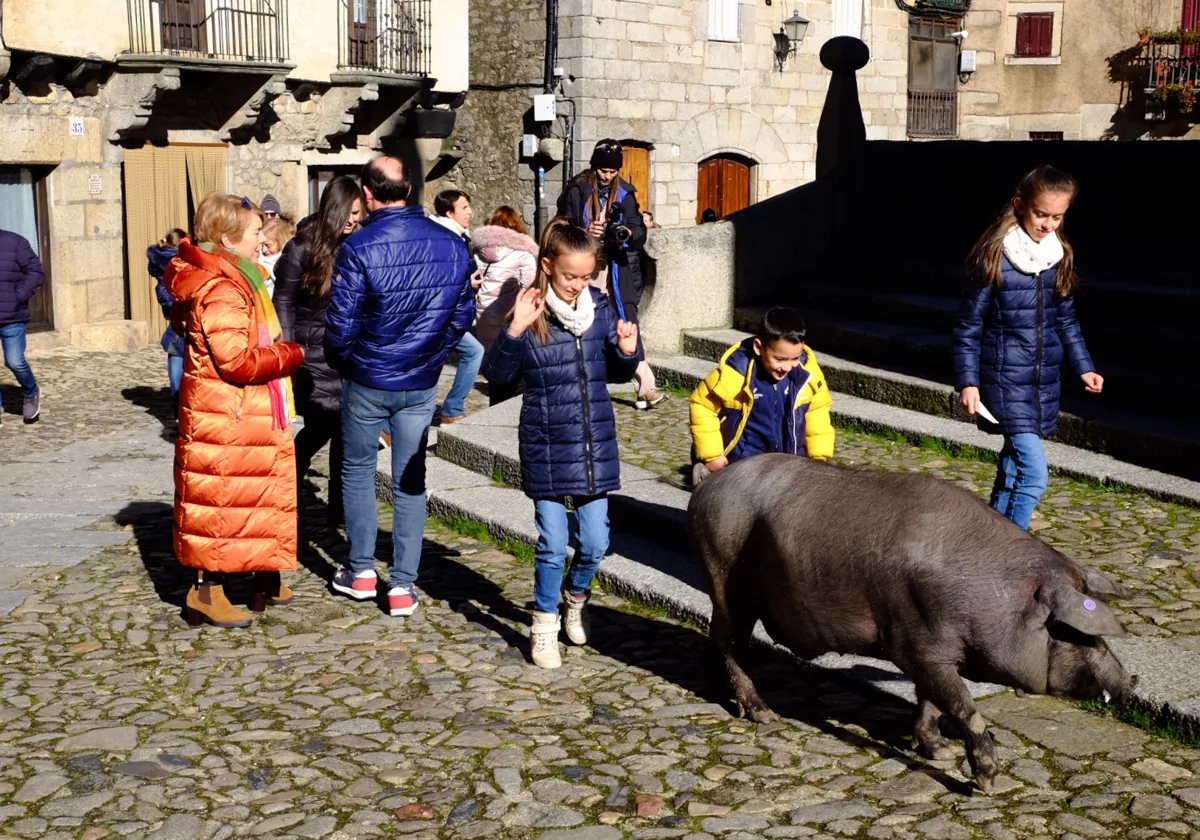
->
[[165, 194, 305, 628]]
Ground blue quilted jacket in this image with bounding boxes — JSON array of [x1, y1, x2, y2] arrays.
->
[[952, 255, 1094, 437], [325, 205, 474, 391], [483, 288, 640, 500], [0, 230, 44, 326]]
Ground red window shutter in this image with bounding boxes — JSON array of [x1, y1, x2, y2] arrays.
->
[[1016, 15, 1031, 57], [1185, 0, 1199, 30], [1034, 14, 1053, 57]]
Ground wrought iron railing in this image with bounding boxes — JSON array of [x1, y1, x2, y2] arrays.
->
[[907, 89, 958, 138], [126, 0, 289, 63], [1144, 42, 1200, 89], [338, 0, 430, 76]]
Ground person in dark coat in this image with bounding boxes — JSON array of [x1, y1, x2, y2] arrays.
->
[[0, 228, 45, 425], [148, 229, 188, 400], [274, 177, 364, 527], [557, 139, 665, 412], [324, 156, 474, 618], [483, 218, 640, 669], [953, 165, 1103, 531]]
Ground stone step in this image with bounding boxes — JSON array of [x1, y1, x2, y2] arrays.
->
[[374, 400, 1200, 733], [664, 330, 1200, 483], [648, 349, 1200, 508], [434, 397, 692, 552]]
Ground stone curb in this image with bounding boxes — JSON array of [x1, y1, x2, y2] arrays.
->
[[680, 326, 1200, 480], [373, 395, 1200, 736], [649, 351, 1200, 509]]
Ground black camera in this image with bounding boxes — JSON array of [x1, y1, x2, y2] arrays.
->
[[605, 204, 632, 246]]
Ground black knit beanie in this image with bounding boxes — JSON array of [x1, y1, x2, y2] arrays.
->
[[590, 139, 624, 171]]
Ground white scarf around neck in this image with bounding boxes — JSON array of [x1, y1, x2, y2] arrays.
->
[[544, 285, 595, 337], [1002, 224, 1064, 275]]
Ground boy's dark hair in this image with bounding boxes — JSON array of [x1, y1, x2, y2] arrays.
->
[[434, 189, 470, 217], [360, 156, 412, 205], [758, 307, 806, 346]]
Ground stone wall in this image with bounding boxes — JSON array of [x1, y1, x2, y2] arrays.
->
[[430, 0, 546, 227], [0, 79, 140, 351]]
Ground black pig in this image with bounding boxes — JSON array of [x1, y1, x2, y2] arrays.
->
[[688, 454, 1137, 793]]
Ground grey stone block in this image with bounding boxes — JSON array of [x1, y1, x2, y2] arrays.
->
[[0, 590, 33, 616]]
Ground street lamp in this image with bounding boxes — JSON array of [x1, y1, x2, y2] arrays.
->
[[773, 10, 810, 70]]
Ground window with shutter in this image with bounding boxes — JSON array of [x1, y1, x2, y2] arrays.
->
[[708, 0, 740, 42], [1015, 13, 1054, 58]]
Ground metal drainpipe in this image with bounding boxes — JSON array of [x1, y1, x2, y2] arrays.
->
[[534, 0, 559, 239]]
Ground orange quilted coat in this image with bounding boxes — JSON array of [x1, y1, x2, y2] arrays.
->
[[166, 241, 305, 574]]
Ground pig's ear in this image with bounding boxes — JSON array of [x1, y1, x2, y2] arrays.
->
[[1044, 585, 1127, 638], [1080, 566, 1133, 602]]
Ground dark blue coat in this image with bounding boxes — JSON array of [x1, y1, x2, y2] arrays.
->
[[952, 256, 1094, 437], [0, 230, 45, 326], [325, 205, 474, 391], [148, 245, 178, 318], [483, 288, 640, 500]]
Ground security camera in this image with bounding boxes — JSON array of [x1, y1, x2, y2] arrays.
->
[[950, 30, 967, 39]]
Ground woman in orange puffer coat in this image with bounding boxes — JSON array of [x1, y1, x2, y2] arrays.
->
[[166, 194, 305, 628]]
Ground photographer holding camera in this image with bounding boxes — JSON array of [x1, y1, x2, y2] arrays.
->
[[557, 139, 665, 410]]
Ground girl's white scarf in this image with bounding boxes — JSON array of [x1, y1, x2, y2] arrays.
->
[[544, 285, 595, 337], [1002, 224, 1064, 275]]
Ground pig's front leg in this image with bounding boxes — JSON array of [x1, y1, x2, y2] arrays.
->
[[912, 694, 955, 761], [913, 665, 999, 793], [708, 580, 778, 723]]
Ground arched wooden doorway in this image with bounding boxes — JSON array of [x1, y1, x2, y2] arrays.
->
[[696, 154, 754, 223]]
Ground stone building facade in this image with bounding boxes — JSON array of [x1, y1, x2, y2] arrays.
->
[[0, 0, 468, 351], [445, 0, 1192, 236]]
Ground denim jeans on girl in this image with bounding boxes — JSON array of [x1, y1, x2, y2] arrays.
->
[[0, 322, 38, 399], [167, 353, 184, 398], [990, 433, 1049, 530], [533, 495, 609, 613], [442, 331, 484, 418]]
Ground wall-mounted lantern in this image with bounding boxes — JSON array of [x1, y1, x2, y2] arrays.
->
[[773, 11, 810, 70]]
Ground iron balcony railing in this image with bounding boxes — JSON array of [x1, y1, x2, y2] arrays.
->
[[907, 88, 958, 138], [126, 0, 289, 64], [1144, 41, 1200, 89], [338, 0, 430, 76]]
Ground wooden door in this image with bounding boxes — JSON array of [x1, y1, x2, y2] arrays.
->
[[348, 0, 378, 68], [696, 155, 752, 222], [619, 145, 651, 211], [161, 0, 207, 52]]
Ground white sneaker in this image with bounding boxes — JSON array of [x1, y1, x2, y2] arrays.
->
[[634, 391, 667, 411], [530, 611, 563, 669], [561, 588, 590, 645]]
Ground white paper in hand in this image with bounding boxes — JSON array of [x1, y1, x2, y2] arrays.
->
[[975, 402, 999, 424]]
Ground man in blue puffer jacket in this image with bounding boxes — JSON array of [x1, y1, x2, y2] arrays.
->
[[0, 228, 45, 426], [325, 156, 475, 617]]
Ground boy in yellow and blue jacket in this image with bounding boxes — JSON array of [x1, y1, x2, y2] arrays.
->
[[689, 307, 834, 475]]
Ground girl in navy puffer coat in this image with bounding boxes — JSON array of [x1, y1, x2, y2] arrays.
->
[[952, 166, 1104, 531], [148, 229, 187, 399], [483, 218, 640, 669]]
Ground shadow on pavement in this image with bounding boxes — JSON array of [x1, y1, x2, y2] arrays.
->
[[121, 385, 177, 442]]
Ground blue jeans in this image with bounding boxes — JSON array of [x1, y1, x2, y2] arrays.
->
[[442, 331, 484, 418], [533, 495, 610, 613], [990, 433, 1049, 530], [341, 380, 438, 589], [0, 323, 38, 399], [167, 353, 184, 398]]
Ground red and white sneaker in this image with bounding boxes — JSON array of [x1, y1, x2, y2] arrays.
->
[[388, 586, 419, 617], [331, 568, 378, 601]]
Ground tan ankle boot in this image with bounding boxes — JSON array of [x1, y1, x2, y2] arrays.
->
[[530, 611, 563, 669], [186, 584, 253, 628], [250, 572, 294, 612]]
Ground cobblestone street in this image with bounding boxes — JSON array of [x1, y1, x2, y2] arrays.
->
[[5, 350, 1200, 840]]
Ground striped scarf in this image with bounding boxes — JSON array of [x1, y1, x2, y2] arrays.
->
[[199, 243, 296, 430]]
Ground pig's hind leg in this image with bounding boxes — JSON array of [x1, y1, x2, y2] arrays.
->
[[911, 664, 999, 793], [707, 570, 778, 723]]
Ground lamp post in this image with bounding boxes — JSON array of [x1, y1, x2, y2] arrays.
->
[[773, 10, 810, 70]]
